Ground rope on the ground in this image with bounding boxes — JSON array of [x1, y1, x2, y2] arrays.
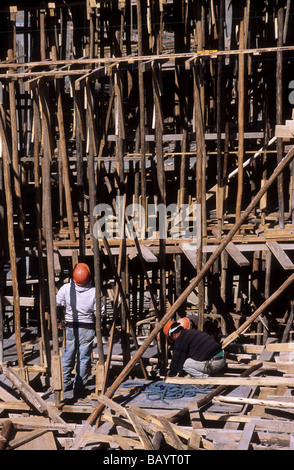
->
[[122, 381, 214, 405]]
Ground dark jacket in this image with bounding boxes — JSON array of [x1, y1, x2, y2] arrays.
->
[[169, 329, 222, 376]]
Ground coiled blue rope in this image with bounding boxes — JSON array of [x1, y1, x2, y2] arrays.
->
[[123, 381, 213, 405]]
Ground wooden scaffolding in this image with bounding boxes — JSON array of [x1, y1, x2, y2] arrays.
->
[[1, 0, 294, 449]]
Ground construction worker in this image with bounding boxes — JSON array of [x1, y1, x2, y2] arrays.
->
[[176, 315, 221, 342], [56, 262, 105, 398], [164, 321, 225, 379]]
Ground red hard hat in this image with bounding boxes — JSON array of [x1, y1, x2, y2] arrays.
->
[[73, 263, 91, 286]]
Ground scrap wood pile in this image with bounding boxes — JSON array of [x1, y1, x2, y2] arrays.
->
[[1, 341, 294, 450]]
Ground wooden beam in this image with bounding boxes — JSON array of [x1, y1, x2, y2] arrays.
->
[[139, 245, 158, 263], [166, 376, 294, 386], [237, 421, 256, 450], [74, 66, 106, 91], [225, 242, 250, 267], [266, 241, 294, 269], [181, 243, 197, 268]]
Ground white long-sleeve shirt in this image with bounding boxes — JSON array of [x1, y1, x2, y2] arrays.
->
[[56, 280, 105, 325]]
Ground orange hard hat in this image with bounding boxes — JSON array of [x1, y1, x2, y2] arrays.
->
[[73, 263, 91, 286], [163, 320, 176, 338], [177, 317, 191, 330]]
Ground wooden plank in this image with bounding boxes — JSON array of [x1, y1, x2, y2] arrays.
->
[[3, 296, 36, 307], [237, 421, 256, 450], [11, 430, 57, 450], [181, 243, 197, 268], [0, 401, 31, 411], [275, 124, 294, 138], [126, 409, 154, 450], [139, 245, 158, 263], [188, 402, 203, 429], [166, 376, 294, 386], [79, 431, 114, 445], [266, 342, 294, 352], [225, 242, 250, 267], [113, 434, 142, 450], [157, 416, 186, 450], [266, 241, 294, 269], [187, 431, 201, 450]]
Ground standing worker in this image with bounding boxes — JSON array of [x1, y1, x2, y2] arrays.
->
[[164, 321, 225, 380], [56, 262, 105, 398]]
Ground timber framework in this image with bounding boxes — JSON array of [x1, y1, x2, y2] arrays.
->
[[1, 0, 294, 451]]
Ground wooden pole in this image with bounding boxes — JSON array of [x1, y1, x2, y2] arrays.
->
[[79, 142, 294, 429], [136, 0, 147, 226], [193, 63, 205, 330], [86, 82, 104, 366], [216, 0, 225, 234], [236, 3, 245, 224], [73, 88, 86, 259], [152, 61, 167, 370], [276, 3, 285, 228], [39, 84, 61, 404], [7, 49, 25, 241], [0, 106, 23, 369], [32, 89, 51, 368]]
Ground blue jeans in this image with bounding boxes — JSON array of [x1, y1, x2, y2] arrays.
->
[[62, 326, 95, 392]]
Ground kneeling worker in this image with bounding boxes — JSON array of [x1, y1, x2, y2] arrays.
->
[[164, 321, 225, 379]]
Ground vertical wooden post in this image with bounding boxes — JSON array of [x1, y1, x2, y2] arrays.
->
[[152, 61, 167, 370], [276, 3, 285, 228], [86, 82, 104, 367], [7, 49, 25, 241], [32, 89, 51, 368], [136, 0, 147, 226], [193, 62, 205, 331], [0, 106, 23, 369], [39, 83, 61, 403], [216, 0, 225, 235], [75, 92, 86, 260], [236, 3, 245, 224]]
